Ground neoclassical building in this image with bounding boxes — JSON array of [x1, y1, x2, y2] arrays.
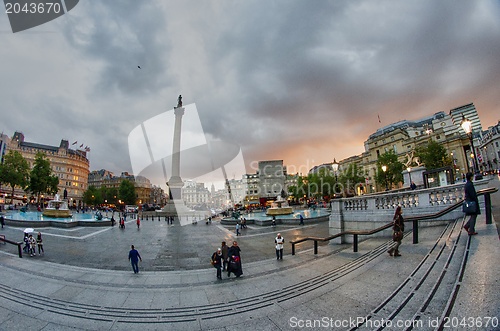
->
[[331, 103, 483, 193], [478, 121, 500, 173], [6, 132, 90, 207]]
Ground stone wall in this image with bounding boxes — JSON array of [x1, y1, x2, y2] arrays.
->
[[329, 178, 492, 243]]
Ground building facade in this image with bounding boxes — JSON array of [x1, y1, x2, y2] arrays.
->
[[6, 132, 90, 207], [345, 103, 482, 192], [478, 121, 500, 174], [258, 160, 286, 199], [88, 170, 154, 206]]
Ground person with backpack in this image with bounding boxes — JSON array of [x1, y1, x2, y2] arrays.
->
[[211, 248, 223, 280], [463, 172, 480, 235]]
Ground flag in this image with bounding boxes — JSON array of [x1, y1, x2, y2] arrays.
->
[[72, 141, 77, 145], [85, 147, 91, 152], [378, 114, 381, 123], [80, 144, 84, 148]]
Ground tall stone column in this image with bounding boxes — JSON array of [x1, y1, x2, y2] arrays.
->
[[167, 105, 185, 200]]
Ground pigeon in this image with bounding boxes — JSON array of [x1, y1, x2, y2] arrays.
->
[[138, 66, 141, 69]]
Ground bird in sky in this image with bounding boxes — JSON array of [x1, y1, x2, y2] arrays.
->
[[137, 66, 141, 69]]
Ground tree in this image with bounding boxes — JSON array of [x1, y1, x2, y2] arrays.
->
[[338, 163, 366, 196], [375, 151, 404, 190], [83, 186, 102, 206], [415, 140, 452, 170], [101, 186, 118, 205], [0, 151, 30, 204], [29, 152, 59, 203], [119, 179, 136, 205]]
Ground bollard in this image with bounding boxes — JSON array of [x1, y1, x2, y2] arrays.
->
[[353, 234, 358, 252], [484, 193, 492, 225], [314, 240, 318, 255], [292, 243, 295, 255], [413, 219, 418, 244], [18, 243, 23, 258]]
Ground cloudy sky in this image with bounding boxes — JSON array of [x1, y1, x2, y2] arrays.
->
[[1, 1, 499, 189]]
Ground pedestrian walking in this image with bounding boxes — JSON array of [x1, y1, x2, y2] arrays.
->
[[235, 222, 240, 236], [299, 214, 304, 225], [128, 245, 142, 273], [272, 216, 276, 227], [28, 234, 37, 257], [221, 241, 229, 271], [36, 232, 44, 255], [463, 172, 480, 235], [275, 233, 284, 260], [227, 241, 242, 278], [136, 217, 141, 229], [211, 248, 224, 280], [0, 215, 4, 228], [387, 206, 404, 257], [23, 233, 29, 253]]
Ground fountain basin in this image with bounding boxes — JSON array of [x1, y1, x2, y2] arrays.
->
[[3, 211, 111, 228], [42, 199, 72, 218], [266, 207, 293, 216], [221, 208, 330, 226]]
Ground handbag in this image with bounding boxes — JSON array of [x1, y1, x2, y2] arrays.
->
[[462, 200, 476, 214], [393, 230, 403, 241]]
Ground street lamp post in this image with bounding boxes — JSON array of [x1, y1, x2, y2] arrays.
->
[[381, 165, 388, 191], [460, 115, 483, 180], [331, 158, 339, 181], [331, 158, 339, 198]]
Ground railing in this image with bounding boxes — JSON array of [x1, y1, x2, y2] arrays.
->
[[0, 235, 24, 258], [291, 187, 497, 255]]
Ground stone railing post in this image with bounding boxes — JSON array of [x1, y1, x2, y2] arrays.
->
[[329, 199, 345, 244]]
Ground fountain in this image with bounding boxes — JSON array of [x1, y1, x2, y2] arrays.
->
[[266, 195, 293, 216], [42, 194, 72, 218]]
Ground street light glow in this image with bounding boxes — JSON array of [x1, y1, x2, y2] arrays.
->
[[461, 115, 472, 135]]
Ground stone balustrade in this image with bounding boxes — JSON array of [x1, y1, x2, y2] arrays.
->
[[330, 178, 493, 243]]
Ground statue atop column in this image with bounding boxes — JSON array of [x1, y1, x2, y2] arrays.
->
[[176, 95, 182, 108]]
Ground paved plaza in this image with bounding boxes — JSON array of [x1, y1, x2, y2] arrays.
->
[[0, 177, 499, 330]]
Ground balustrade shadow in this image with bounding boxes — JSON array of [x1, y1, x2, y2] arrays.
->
[[291, 187, 497, 255]]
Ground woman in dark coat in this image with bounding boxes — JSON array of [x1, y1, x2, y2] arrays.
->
[[388, 206, 404, 257], [227, 241, 242, 277], [463, 172, 480, 235]]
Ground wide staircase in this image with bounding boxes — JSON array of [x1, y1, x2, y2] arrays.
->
[[0, 216, 498, 330]]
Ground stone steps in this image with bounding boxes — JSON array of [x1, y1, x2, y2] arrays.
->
[[351, 218, 468, 331]]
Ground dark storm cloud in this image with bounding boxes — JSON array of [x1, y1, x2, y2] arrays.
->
[[1, 0, 499, 187], [192, 0, 500, 165], [61, 1, 172, 96]]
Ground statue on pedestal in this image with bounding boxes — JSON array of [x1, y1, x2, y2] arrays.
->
[[176, 95, 182, 108]]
